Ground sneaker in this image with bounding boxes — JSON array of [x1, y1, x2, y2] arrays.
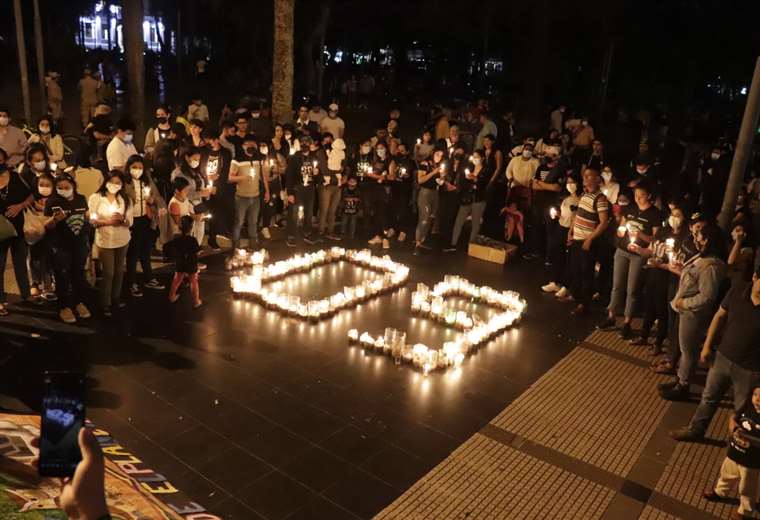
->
[[286, 237, 297, 247], [660, 382, 690, 401], [326, 234, 341, 241], [75, 303, 91, 319], [555, 286, 568, 299], [629, 335, 649, 346], [368, 235, 382, 245], [657, 379, 679, 391], [115, 301, 127, 309], [701, 489, 723, 502], [670, 427, 704, 442], [198, 263, 208, 271], [398, 231, 407, 243], [262, 227, 271, 240], [216, 235, 232, 249], [59, 308, 76, 324], [103, 306, 112, 317], [42, 291, 58, 302], [386, 228, 396, 238], [130, 284, 144, 298], [145, 279, 165, 290], [597, 317, 617, 331], [193, 300, 203, 309], [619, 322, 632, 340], [303, 236, 317, 245], [542, 282, 561, 293], [442, 246, 456, 253], [382, 238, 390, 250]]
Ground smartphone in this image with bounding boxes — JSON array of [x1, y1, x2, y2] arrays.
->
[[38, 371, 85, 477]]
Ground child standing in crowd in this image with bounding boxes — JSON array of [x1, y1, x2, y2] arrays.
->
[[340, 177, 361, 238], [167, 216, 202, 308], [703, 385, 760, 519], [29, 173, 56, 303]]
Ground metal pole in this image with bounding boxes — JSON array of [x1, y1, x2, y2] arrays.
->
[[33, 0, 47, 114], [13, 0, 32, 123], [718, 56, 760, 230]]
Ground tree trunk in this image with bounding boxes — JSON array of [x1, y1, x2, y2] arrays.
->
[[32, 0, 46, 114], [12, 0, 32, 123], [272, 0, 294, 124], [123, 0, 146, 147]]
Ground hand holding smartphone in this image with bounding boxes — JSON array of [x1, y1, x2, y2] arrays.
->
[[39, 371, 85, 478]]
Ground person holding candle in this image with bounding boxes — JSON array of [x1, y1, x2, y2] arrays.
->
[[660, 222, 727, 401], [600, 165, 620, 204], [319, 137, 346, 240], [366, 141, 393, 249], [124, 155, 166, 298], [43, 174, 91, 323], [598, 184, 663, 338], [228, 134, 269, 250], [285, 135, 320, 246], [414, 130, 434, 162], [542, 177, 580, 297], [449, 149, 489, 250], [438, 146, 464, 252], [171, 146, 211, 246], [389, 142, 415, 243], [28, 173, 56, 303], [482, 134, 506, 240], [525, 147, 564, 261], [201, 129, 233, 248], [414, 147, 445, 255], [89, 172, 133, 316]]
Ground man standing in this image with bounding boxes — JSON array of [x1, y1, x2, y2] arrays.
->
[[0, 108, 28, 167], [202, 129, 233, 249], [586, 139, 606, 172], [106, 118, 137, 172], [550, 104, 565, 133], [295, 105, 318, 138], [78, 68, 100, 128], [308, 102, 327, 125], [671, 268, 760, 441], [228, 134, 269, 249], [476, 111, 498, 150], [228, 114, 250, 158], [320, 103, 345, 139], [285, 136, 321, 246], [46, 72, 64, 124], [568, 168, 609, 315]]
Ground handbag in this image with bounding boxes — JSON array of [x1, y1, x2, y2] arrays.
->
[[23, 209, 47, 245], [0, 215, 18, 242]]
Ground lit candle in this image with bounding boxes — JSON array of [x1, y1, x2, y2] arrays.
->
[[416, 138, 421, 145], [550, 207, 558, 219]]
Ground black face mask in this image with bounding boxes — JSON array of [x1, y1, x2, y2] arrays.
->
[[245, 146, 257, 156], [156, 116, 168, 124]]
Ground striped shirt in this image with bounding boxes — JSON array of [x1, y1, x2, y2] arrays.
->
[[572, 190, 609, 240]]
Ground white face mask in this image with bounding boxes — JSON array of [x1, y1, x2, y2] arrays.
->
[[106, 182, 121, 194], [130, 167, 144, 179], [33, 160, 47, 171], [122, 133, 134, 143], [711, 152, 720, 161], [38, 186, 52, 197], [472, 157, 482, 166], [636, 166, 647, 174], [566, 183, 577, 194], [361, 145, 371, 155], [602, 171, 612, 182], [0, 116, 9, 127], [38, 126, 50, 134], [57, 188, 73, 199], [377, 148, 387, 158], [522, 150, 533, 159], [189, 159, 200, 169], [668, 215, 681, 229], [260, 147, 269, 155]]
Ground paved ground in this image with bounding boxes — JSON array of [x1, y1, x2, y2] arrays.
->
[[377, 328, 749, 520]]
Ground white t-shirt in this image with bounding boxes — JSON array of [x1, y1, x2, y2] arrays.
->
[[88, 193, 134, 249], [106, 137, 138, 171], [168, 195, 194, 235], [320, 116, 345, 138]]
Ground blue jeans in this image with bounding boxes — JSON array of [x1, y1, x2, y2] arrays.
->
[[677, 311, 710, 386], [689, 351, 755, 435], [608, 248, 644, 318], [232, 196, 261, 247]]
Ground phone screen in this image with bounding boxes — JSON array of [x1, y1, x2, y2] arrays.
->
[[39, 372, 85, 477]]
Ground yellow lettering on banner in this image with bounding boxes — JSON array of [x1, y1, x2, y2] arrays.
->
[[116, 461, 153, 475], [140, 480, 179, 494]]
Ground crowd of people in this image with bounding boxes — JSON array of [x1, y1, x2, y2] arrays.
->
[[2, 70, 760, 516]]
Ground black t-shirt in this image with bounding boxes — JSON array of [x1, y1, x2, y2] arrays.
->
[[167, 234, 200, 274], [341, 187, 361, 215], [458, 165, 490, 203], [391, 155, 414, 188], [44, 194, 89, 248], [728, 405, 760, 468], [718, 283, 760, 370], [352, 153, 375, 185], [619, 205, 663, 249], [418, 160, 440, 190], [0, 172, 32, 233], [533, 162, 563, 209]]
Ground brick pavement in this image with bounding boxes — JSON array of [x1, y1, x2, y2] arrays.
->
[[376, 329, 756, 520]]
